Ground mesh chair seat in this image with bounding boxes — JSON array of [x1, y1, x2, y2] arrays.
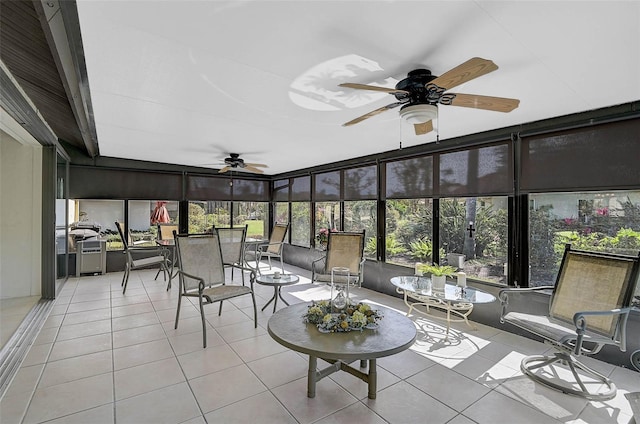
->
[[503, 311, 616, 347], [200, 284, 252, 302]]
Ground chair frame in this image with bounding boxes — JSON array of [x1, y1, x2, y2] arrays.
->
[[215, 225, 248, 285], [311, 230, 366, 288], [173, 232, 257, 347], [499, 244, 640, 400], [115, 221, 170, 294], [246, 222, 289, 274]]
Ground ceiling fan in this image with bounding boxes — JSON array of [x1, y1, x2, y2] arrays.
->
[[218, 153, 268, 174], [339, 57, 520, 135]]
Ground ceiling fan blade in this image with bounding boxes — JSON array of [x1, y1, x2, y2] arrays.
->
[[339, 83, 409, 95], [429, 57, 498, 91], [244, 162, 268, 168], [448, 93, 520, 112], [414, 120, 434, 135], [218, 166, 231, 174], [244, 165, 265, 174], [343, 101, 405, 126]]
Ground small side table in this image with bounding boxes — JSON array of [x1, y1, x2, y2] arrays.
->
[[256, 274, 299, 312]]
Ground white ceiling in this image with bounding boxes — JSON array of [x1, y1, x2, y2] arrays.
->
[[76, 1, 640, 175]]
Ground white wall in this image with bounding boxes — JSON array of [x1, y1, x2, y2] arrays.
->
[[0, 130, 42, 299]]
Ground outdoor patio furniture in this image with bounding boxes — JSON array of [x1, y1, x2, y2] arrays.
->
[[174, 232, 257, 348], [311, 230, 365, 287], [245, 222, 289, 274], [115, 221, 171, 294], [215, 225, 248, 285], [499, 244, 640, 400]]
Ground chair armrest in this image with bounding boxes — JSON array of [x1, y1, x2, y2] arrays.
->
[[573, 307, 634, 354], [499, 286, 554, 322], [177, 270, 206, 292], [311, 256, 326, 271]]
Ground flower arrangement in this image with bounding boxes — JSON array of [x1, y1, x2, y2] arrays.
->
[[304, 300, 383, 333], [316, 228, 330, 245]]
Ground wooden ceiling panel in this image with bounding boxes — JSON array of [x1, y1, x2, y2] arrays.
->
[[0, 0, 85, 151]]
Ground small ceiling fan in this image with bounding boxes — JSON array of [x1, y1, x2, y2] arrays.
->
[[218, 153, 268, 174], [339, 57, 520, 135]]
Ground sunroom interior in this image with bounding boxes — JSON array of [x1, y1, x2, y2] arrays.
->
[[1, 1, 639, 423]]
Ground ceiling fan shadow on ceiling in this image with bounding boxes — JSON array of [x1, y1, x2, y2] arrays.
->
[[217, 153, 268, 174], [338, 57, 520, 136]]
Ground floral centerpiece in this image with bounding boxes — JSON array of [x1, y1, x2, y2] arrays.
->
[[304, 300, 383, 333]]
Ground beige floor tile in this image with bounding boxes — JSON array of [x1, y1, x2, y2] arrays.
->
[[167, 328, 226, 356], [111, 301, 155, 317], [112, 311, 160, 331], [329, 362, 401, 401], [112, 323, 167, 349], [366, 380, 457, 424], [22, 373, 113, 424], [247, 350, 309, 389], [48, 333, 112, 361], [271, 376, 358, 424], [204, 391, 297, 424], [189, 363, 267, 413], [115, 382, 201, 424], [229, 333, 288, 362], [21, 342, 53, 367], [61, 308, 111, 326], [177, 343, 243, 379], [314, 401, 389, 424], [56, 318, 111, 341], [39, 350, 113, 388], [214, 319, 267, 343], [377, 347, 437, 379], [463, 391, 561, 424], [65, 299, 111, 314], [43, 404, 114, 424], [113, 338, 175, 371], [115, 356, 186, 400], [2, 364, 44, 398], [407, 363, 491, 412], [0, 391, 32, 424]]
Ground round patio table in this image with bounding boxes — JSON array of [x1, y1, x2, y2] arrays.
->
[[267, 302, 417, 399]]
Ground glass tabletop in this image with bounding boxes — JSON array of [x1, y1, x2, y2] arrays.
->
[[390, 276, 496, 304]]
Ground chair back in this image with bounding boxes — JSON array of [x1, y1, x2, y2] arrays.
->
[[325, 231, 365, 275], [215, 225, 247, 265], [174, 233, 225, 291], [157, 223, 179, 240], [550, 245, 640, 337], [115, 221, 130, 250], [266, 223, 289, 254]]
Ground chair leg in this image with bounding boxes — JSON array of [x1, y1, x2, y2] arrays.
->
[[122, 265, 131, 294], [218, 300, 223, 316], [199, 295, 207, 348], [174, 293, 182, 329], [251, 292, 257, 328], [521, 351, 617, 401]]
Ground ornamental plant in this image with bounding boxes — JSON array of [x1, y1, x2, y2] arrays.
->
[[420, 263, 457, 277]]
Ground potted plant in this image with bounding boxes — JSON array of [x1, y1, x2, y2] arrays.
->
[[420, 263, 456, 291]]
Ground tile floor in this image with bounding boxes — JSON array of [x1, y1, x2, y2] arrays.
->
[[1, 264, 638, 424], [1, 296, 41, 347]]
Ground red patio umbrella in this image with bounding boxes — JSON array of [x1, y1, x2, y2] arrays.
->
[[150, 201, 171, 224]]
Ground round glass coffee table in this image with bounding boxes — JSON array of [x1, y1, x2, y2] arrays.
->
[[256, 273, 299, 312]]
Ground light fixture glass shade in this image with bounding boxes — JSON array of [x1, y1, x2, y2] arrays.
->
[[399, 104, 438, 124]]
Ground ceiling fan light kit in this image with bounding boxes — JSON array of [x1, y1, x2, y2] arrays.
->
[[399, 104, 438, 124]]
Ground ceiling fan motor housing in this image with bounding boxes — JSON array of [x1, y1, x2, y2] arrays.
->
[[395, 69, 439, 104]]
